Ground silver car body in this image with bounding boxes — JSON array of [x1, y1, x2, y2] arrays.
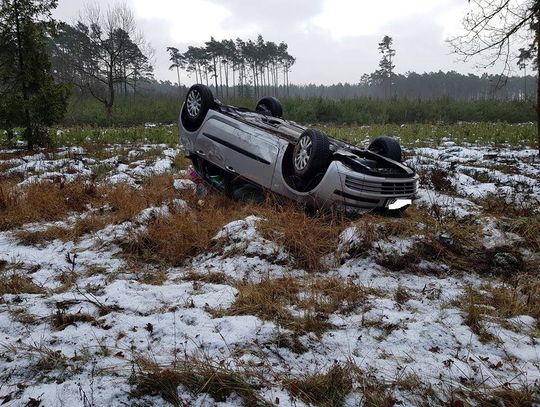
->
[[179, 105, 418, 212]]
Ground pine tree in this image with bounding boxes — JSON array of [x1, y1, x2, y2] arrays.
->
[[376, 35, 396, 99], [0, 0, 69, 149], [167, 46, 185, 92]]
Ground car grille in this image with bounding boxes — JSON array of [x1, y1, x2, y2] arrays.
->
[[345, 176, 416, 196], [373, 167, 407, 177]]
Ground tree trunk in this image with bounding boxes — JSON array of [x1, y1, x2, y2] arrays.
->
[[224, 63, 229, 98], [537, 7, 540, 156], [107, 68, 115, 122], [176, 66, 181, 96], [524, 65, 527, 100], [212, 57, 218, 95], [232, 68, 236, 98], [14, 0, 33, 150]]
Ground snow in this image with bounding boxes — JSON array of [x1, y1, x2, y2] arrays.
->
[[415, 188, 480, 218], [0, 142, 539, 406], [174, 178, 196, 191]]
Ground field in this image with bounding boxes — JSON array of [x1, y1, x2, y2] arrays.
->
[[0, 124, 539, 406], [61, 95, 536, 127]]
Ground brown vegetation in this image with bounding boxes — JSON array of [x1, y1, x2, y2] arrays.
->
[[459, 279, 540, 335], [259, 204, 346, 272], [0, 272, 44, 297], [0, 179, 97, 230], [50, 308, 97, 330], [418, 167, 456, 194], [284, 364, 353, 407], [3, 175, 180, 247], [122, 192, 252, 266], [131, 357, 269, 407], [218, 276, 377, 336]]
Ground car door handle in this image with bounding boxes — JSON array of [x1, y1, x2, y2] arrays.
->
[[196, 150, 205, 156], [225, 165, 236, 173]]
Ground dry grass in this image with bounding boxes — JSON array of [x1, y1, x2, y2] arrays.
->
[[349, 206, 438, 245], [418, 167, 456, 194], [0, 272, 44, 297], [50, 309, 97, 330], [476, 193, 535, 218], [356, 208, 531, 277], [361, 315, 401, 340], [172, 152, 192, 169], [459, 278, 540, 335], [219, 277, 376, 336], [222, 277, 300, 323], [14, 226, 70, 245], [0, 179, 97, 230], [131, 356, 270, 407], [29, 346, 70, 373], [6, 175, 181, 246], [122, 192, 251, 266], [102, 174, 178, 222], [8, 307, 40, 325], [503, 215, 540, 251], [259, 204, 346, 272], [461, 287, 497, 343], [54, 270, 78, 293], [182, 269, 230, 285], [394, 286, 412, 305], [478, 386, 538, 407], [300, 277, 377, 314], [357, 381, 396, 407], [489, 282, 540, 321], [274, 332, 308, 353], [14, 213, 117, 245], [284, 364, 353, 407], [132, 265, 169, 285]]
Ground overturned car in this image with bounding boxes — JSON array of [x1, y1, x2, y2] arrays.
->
[[179, 84, 418, 213]]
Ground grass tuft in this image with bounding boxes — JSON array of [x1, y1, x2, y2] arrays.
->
[[131, 357, 270, 407], [0, 272, 44, 297], [284, 364, 353, 407], [259, 205, 345, 272]]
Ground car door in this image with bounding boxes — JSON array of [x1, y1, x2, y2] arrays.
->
[[192, 117, 227, 169], [198, 118, 279, 188], [223, 128, 280, 188]]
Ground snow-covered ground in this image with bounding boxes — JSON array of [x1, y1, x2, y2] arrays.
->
[[0, 143, 539, 406]]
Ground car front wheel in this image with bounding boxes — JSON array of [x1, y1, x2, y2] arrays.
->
[[293, 129, 330, 180]]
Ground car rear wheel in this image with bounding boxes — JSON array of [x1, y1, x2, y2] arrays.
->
[[293, 129, 330, 180], [256, 96, 283, 118], [368, 136, 402, 162], [181, 84, 215, 131]]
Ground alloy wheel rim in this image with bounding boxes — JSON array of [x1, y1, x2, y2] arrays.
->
[[186, 90, 202, 118], [294, 135, 312, 171]]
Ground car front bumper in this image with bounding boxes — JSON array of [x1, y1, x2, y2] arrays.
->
[[308, 161, 418, 212]]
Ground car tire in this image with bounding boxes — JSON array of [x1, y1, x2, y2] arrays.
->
[[368, 136, 402, 162], [232, 183, 265, 204], [256, 96, 283, 118], [181, 84, 215, 131], [293, 129, 330, 180]]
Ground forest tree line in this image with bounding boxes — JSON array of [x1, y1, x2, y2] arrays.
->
[[136, 71, 536, 102]]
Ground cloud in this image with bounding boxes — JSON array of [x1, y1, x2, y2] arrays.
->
[[53, 0, 507, 85]]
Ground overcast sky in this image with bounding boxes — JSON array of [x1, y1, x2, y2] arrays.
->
[[52, 0, 513, 85]]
